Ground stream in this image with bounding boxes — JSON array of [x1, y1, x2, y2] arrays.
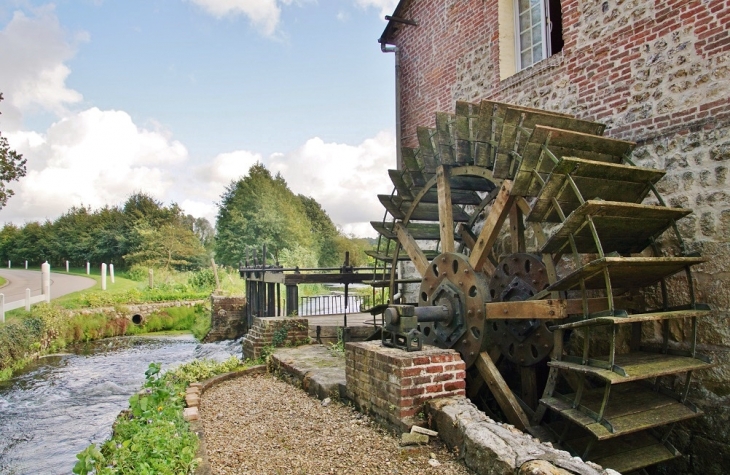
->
[[0, 334, 241, 475]]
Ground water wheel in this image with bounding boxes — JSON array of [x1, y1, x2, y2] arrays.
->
[[368, 100, 712, 473]]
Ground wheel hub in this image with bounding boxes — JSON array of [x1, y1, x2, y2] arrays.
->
[[418, 252, 491, 368], [487, 253, 554, 367]]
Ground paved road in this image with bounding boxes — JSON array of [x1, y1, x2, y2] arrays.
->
[[0, 269, 96, 302]]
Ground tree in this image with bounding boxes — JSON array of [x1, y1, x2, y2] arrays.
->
[[123, 222, 207, 270], [0, 93, 27, 209], [298, 195, 340, 266], [215, 163, 313, 265]]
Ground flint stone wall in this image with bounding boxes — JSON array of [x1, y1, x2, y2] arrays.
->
[[387, 1, 730, 472]]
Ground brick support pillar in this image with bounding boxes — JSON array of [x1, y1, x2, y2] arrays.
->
[[242, 317, 309, 360], [345, 341, 466, 433]]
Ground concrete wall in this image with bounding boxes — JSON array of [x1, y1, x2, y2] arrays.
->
[[386, 1, 730, 472]]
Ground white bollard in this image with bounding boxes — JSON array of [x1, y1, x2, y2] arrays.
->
[[7, 260, 10, 268], [0, 293, 4, 323], [101, 263, 107, 291], [42, 261, 51, 303], [86, 261, 90, 275], [148, 268, 154, 288], [25, 288, 31, 311], [25, 260, 27, 269], [110, 264, 115, 284], [66, 260, 69, 272]]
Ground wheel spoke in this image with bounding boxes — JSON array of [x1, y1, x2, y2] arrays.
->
[[393, 222, 429, 277], [468, 180, 515, 272], [436, 165, 455, 253]]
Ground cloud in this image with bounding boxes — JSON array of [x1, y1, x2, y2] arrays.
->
[[354, 0, 399, 19], [188, 0, 294, 36], [2, 108, 187, 223], [181, 131, 396, 237], [0, 5, 86, 130]]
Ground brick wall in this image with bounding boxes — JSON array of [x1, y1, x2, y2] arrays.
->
[[242, 317, 309, 360], [203, 295, 247, 343], [385, 1, 730, 472], [345, 341, 466, 432]]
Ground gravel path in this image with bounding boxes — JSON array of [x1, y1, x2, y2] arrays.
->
[[200, 374, 475, 475]]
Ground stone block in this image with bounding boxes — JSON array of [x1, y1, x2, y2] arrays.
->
[[183, 407, 199, 421]]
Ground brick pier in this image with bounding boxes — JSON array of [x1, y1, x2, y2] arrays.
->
[[345, 341, 466, 433]]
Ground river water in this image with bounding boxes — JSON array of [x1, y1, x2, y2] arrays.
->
[[0, 334, 241, 475]]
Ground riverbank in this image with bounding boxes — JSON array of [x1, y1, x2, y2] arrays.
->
[[0, 301, 210, 381], [0, 334, 242, 474]]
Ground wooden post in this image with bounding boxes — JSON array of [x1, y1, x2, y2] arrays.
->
[[148, 268, 154, 288], [285, 284, 298, 316], [110, 264, 115, 283], [211, 258, 220, 292], [101, 263, 107, 291], [66, 260, 69, 273], [86, 261, 90, 275]]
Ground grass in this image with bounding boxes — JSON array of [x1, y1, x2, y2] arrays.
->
[[0, 276, 6, 286], [74, 358, 254, 475]]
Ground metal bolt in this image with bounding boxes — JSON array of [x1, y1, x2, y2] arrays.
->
[[459, 281, 463, 286], [503, 308, 508, 314]]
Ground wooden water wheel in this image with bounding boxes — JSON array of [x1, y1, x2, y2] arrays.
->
[[367, 100, 712, 473]]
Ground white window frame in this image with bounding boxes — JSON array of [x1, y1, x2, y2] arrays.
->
[[514, 0, 550, 71]]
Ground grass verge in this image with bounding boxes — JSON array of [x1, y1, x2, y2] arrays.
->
[[73, 357, 253, 475]]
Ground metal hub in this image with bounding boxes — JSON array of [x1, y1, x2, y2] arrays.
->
[[418, 252, 491, 368], [487, 253, 553, 367]]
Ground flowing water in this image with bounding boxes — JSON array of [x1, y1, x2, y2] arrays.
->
[[0, 334, 241, 475]]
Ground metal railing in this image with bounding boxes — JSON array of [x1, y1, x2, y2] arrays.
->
[[298, 294, 371, 316]]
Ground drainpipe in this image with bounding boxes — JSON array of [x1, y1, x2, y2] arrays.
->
[[381, 42, 402, 171]]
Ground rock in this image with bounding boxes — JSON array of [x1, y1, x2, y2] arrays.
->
[[186, 395, 201, 407], [401, 432, 430, 446], [518, 459, 572, 475], [183, 407, 199, 421], [321, 397, 331, 407], [411, 425, 438, 437], [428, 458, 441, 467]]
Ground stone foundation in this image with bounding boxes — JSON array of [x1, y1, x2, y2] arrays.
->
[[426, 396, 619, 475], [203, 295, 247, 342], [345, 341, 466, 432], [242, 317, 309, 360]]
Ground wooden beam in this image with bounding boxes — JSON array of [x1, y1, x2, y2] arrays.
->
[[469, 180, 515, 272], [485, 299, 567, 320], [510, 204, 525, 253], [394, 222, 430, 277], [436, 166, 455, 253], [475, 351, 531, 431], [565, 296, 640, 314]]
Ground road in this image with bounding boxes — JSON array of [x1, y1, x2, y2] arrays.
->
[[0, 269, 96, 302]]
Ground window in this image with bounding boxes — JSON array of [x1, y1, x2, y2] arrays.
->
[[500, 0, 563, 78]]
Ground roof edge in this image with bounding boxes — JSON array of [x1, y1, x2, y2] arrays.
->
[[378, 0, 415, 45]]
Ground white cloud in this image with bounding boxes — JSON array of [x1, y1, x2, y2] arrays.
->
[[181, 131, 396, 237], [354, 0, 399, 19], [0, 5, 85, 130], [267, 131, 395, 237], [2, 108, 187, 223], [188, 0, 294, 36]]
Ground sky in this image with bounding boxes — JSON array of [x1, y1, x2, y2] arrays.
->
[[0, 0, 400, 237]]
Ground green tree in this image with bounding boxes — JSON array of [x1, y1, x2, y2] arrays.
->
[[298, 195, 340, 266], [0, 93, 27, 209], [215, 163, 313, 265], [123, 222, 207, 270]]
